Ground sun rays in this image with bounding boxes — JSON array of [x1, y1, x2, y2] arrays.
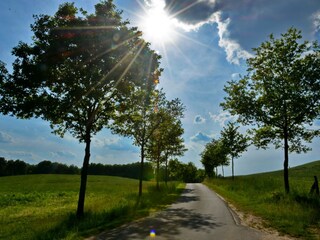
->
[[69, 0, 220, 105], [138, 1, 177, 47], [134, 0, 218, 58]]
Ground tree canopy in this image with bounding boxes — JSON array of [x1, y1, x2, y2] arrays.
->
[[221, 28, 320, 192], [201, 139, 228, 178], [146, 96, 186, 187], [220, 122, 249, 179], [112, 88, 186, 193], [0, 0, 161, 217]]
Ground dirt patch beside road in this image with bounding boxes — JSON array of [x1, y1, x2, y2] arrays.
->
[[226, 202, 298, 240]]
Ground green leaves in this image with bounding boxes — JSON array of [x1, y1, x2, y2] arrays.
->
[[1, 1, 162, 143], [221, 122, 249, 159], [222, 27, 320, 190], [201, 139, 228, 178], [222, 27, 320, 154], [0, 0, 167, 216]]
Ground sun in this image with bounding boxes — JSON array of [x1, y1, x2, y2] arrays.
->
[[139, 1, 177, 46]]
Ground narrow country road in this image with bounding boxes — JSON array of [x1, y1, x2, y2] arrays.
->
[[91, 183, 270, 240]]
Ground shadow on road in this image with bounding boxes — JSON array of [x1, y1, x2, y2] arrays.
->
[[174, 188, 200, 203], [91, 184, 268, 240], [97, 207, 223, 239]]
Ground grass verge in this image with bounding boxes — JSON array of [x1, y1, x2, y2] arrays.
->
[[204, 161, 320, 239], [0, 174, 185, 239]]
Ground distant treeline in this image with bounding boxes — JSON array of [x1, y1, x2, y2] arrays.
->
[[0, 157, 79, 176], [0, 157, 153, 180], [87, 162, 153, 180]]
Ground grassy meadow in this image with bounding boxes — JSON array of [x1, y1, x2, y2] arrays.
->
[[0, 174, 184, 239], [205, 161, 320, 239]]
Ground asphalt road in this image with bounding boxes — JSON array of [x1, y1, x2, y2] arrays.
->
[[91, 183, 269, 240]]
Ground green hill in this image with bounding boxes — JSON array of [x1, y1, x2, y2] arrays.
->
[[250, 160, 320, 191], [257, 160, 320, 178], [205, 160, 320, 239]]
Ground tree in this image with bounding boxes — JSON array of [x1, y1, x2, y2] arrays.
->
[[201, 139, 228, 178], [111, 88, 162, 196], [182, 162, 198, 183], [34, 160, 53, 174], [168, 158, 184, 181], [161, 100, 186, 184], [167, 159, 204, 183], [146, 97, 186, 188], [220, 122, 249, 180], [221, 28, 320, 192], [0, 1, 161, 217], [0, 157, 6, 176], [0, 61, 9, 114]]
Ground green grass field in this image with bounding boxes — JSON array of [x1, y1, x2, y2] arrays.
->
[[0, 174, 184, 239], [205, 161, 320, 239]]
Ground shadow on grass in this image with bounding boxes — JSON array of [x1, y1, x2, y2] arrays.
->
[[35, 183, 184, 240], [266, 190, 320, 209], [36, 204, 135, 240]]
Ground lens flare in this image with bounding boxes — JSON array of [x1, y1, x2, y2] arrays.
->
[[150, 229, 156, 237]]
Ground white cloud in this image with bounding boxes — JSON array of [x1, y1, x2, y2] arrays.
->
[[50, 151, 76, 159], [209, 110, 237, 127], [313, 11, 320, 33], [0, 131, 14, 143], [185, 140, 205, 154], [194, 115, 206, 124], [213, 12, 253, 65], [145, 0, 166, 8], [171, 17, 212, 32], [231, 72, 240, 80], [190, 131, 212, 142], [171, 9, 253, 64], [163, 0, 319, 64], [92, 135, 139, 153], [92, 136, 120, 148], [0, 149, 37, 162]]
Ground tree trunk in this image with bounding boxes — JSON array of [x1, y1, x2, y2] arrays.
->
[[156, 156, 160, 190], [232, 157, 234, 180], [221, 165, 224, 177], [139, 143, 145, 197], [284, 134, 290, 193], [76, 131, 91, 218], [282, 100, 290, 194], [165, 154, 168, 186]]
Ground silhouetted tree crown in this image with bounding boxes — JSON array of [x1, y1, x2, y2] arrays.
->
[[0, 0, 161, 217], [221, 28, 320, 192]]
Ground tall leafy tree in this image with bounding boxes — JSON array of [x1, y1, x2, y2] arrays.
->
[[201, 139, 228, 178], [220, 122, 249, 180], [111, 88, 163, 196], [146, 97, 186, 188], [0, 61, 9, 111], [221, 28, 320, 192], [162, 119, 186, 185], [168, 158, 184, 181], [182, 162, 199, 183], [0, 1, 161, 217]]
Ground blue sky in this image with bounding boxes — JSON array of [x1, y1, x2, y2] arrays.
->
[[0, 0, 320, 176]]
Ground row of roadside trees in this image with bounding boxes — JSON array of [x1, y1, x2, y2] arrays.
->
[[201, 28, 320, 194], [201, 122, 248, 180], [0, 0, 186, 218]]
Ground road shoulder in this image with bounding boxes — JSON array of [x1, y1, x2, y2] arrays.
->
[[214, 193, 297, 240]]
